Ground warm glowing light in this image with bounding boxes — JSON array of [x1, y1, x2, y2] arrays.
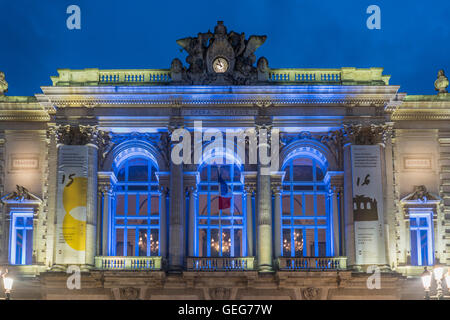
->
[[3, 277, 13, 291], [421, 268, 432, 290], [434, 265, 445, 281]]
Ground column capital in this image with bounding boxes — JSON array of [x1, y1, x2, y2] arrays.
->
[[271, 183, 283, 195], [341, 123, 393, 145], [51, 124, 109, 146]]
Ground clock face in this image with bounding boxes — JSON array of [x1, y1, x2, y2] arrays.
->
[[213, 57, 229, 73]]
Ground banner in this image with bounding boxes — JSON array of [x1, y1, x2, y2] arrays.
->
[[351, 145, 386, 265], [55, 145, 88, 264]]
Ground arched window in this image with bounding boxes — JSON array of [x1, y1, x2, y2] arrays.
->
[[281, 157, 330, 257], [196, 160, 245, 257], [112, 156, 160, 257]]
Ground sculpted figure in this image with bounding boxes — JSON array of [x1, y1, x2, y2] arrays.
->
[[435, 69, 449, 94], [0, 71, 8, 95]]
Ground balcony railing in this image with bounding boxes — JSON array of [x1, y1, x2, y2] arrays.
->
[[278, 257, 347, 271], [186, 257, 255, 271], [94, 256, 162, 270]]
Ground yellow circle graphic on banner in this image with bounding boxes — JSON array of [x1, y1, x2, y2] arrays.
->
[[62, 177, 87, 251]]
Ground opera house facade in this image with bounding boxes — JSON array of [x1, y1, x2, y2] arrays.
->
[[0, 22, 449, 300]]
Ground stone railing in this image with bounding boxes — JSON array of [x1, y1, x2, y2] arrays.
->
[[186, 257, 255, 271], [94, 256, 162, 270], [50, 67, 390, 86], [277, 257, 347, 271], [269, 69, 341, 83], [99, 69, 171, 84]]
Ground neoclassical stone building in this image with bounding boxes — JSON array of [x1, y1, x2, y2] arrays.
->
[[0, 22, 449, 300]]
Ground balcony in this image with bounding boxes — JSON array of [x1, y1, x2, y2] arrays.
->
[[94, 256, 162, 270], [186, 257, 255, 271], [277, 257, 347, 271]]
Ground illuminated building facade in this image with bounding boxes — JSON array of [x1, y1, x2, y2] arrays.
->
[[0, 22, 449, 299]]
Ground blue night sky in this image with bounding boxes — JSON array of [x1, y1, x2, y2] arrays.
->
[[0, 0, 449, 96]]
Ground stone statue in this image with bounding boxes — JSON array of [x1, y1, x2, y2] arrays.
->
[[170, 58, 183, 81], [0, 71, 8, 95], [1, 185, 41, 202], [174, 21, 267, 85], [435, 69, 449, 94]]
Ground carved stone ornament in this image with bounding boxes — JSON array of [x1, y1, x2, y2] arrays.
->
[[53, 125, 99, 145], [119, 287, 140, 300], [435, 69, 449, 94], [403, 185, 439, 202], [342, 123, 391, 145], [0, 71, 8, 95], [301, 287, 321, 300], [172, 21, 268, 85], [1, 185, 41, 203], [209, 287, 231, 300]]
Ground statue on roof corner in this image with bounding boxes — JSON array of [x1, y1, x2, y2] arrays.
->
[[0, 71, 8, 95], [435, 69, 449, 94], [172, 21, 269, 85]]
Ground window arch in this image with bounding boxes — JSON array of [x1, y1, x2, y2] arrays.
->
[[196, 157, 245, 257], [281, 156, 331, 257], [112, 155, 160, 257]]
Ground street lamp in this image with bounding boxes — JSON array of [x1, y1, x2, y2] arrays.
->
[[421, 265, 450, 300], [434, 264, 445, 300], [1, 269, 13, 300], [421, 267, 432, 300]]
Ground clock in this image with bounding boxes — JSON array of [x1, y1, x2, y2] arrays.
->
[[212, 57, 229, 73]]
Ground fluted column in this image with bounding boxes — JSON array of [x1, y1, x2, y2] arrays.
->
[[97, 172, 117, 256], [159, 185, 168, 259], [244, 185, 255, 257], [272, 184, 282, 259], [187, 186, 197, 257], [169, 160, 184, 271], [257, 163, 272, 272]]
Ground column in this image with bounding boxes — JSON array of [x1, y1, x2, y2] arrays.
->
[[97, 172, 117, 256], [159, 186, 168, 259], [169, 160, 184, 271], [327, 175, 343, 257], [244, 184, 255, 257], [257, 163, 272, 272], [85, 143, 98, 269], [272, 184, 282, 259], [343, 143, 355, 266], [156, 172, 169, 260], [187, 186, 197, 257]]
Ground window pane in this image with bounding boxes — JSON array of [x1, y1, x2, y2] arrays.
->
[[293, 195, 303, 215], [233, 194, 242, 216], [222, 229, 231, 257], [115, 229, 124, 256], [282, 229, 291, 257], [306, 229, 315, 256], [282, 195, 290, 216], [318, 229, 326, 256], [26, 229, 33, 265], [317, 194, 326, 216], [305, 194, 314, 216], [234, 229, 242, 257], [198, 229, 207, 257], [210, 196, 219, 216], [198, 194, 208, 216], [150, 196, 159, 216], [127, 228, 136, 256], [15, 229, 24, 264], [294, 229, 303, 257], [128, 158, 148, 181], [138, 229, 147, 256], [138, 195, 148, 215], [420, 229, 429, 266], [127, 195, 137, 215], [211, 229, 219, 257], [116, 195, 125, 216], [410, 230, 418, 265], [150, 229, 159, 256]]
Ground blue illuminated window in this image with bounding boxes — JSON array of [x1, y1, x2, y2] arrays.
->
[[196, 162, 245, 257], [112, 157, 160, 256], [10, 211, 33, 265], [281, 157, 330, 257], [410, 213, 434, 266]]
